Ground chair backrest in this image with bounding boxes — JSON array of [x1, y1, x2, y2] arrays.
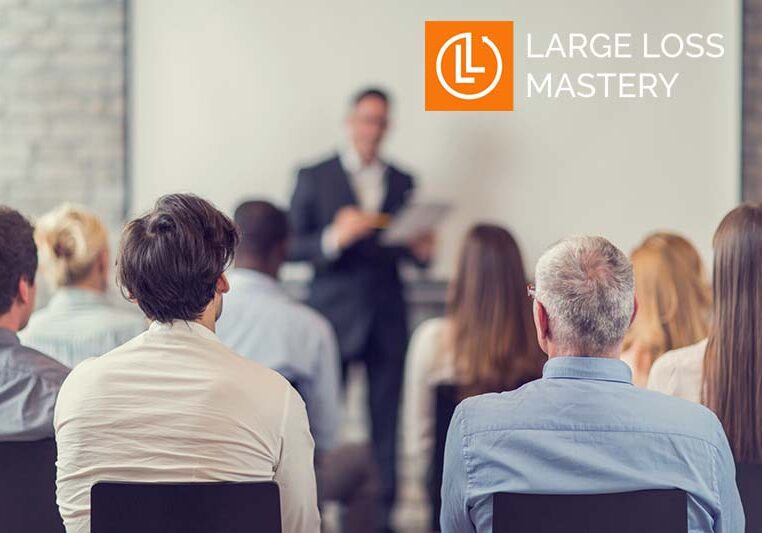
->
[[493, 490, 687, 533], [429, 384, 459, 532], [91, 481, 281, 533], [0, 438, 65, 532], [736, 462, 762, 532]]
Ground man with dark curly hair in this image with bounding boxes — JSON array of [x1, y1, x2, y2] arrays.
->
[[54, 194, 319, 533], [0, 206, 69, 441]]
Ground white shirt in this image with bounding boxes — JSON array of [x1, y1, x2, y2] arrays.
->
[[402, 318, 455, 471], [647, 338, 707, 404], [216, 269, 341, 454], [339, 147, 387, 213], [54, 320, 320, 533], [321, 147, 388, 258]]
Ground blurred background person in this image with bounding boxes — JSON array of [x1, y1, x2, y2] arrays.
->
[[650, 203, 762, 464], [20, 205, 146, 368], [403, 224, 543, 530], [217, 200, 379, 533], [288, 87, 434, 532], [0, 206, 69, 441], [619, 232, 711, 387]]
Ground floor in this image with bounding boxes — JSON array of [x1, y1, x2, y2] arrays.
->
[[323, 365, 430, 533]]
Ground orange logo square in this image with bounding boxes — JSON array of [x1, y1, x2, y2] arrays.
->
[[425, 21, 514, 111]]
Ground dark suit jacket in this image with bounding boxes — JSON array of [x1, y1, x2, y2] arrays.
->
[[288, 154, 419, 359]]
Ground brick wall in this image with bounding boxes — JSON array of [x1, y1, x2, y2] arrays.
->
[[744, 0, 762, 201], [0, 0, 126, 227]]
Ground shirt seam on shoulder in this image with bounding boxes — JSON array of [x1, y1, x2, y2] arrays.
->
[[462, 426, 725, 455]]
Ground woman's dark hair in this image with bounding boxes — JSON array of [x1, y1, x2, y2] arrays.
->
[[703, 202, 762, 463], [116, 194, 239, 323], [447, 224, 544, 399], [0, 207, 37, 314]]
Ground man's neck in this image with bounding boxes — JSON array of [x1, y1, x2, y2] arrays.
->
[[545, 343, 623, 359], [195, 316, 216, 333], [0, 312, 21, 333]]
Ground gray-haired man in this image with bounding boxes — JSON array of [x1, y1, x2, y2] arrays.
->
[[440, 236, 744, 533]]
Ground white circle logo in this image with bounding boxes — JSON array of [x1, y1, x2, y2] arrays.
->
[[436, 32, 503, 100]]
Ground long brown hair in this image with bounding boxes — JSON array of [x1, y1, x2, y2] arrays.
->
[[446, 224, 543, 398], [623, 233, 711, 364], [703, 203, 762, 463]]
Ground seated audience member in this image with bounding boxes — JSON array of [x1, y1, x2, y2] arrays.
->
[[403, 224, 543, 476], [649, 203, 762, 464], [217, 200, 378, 533], [0, 207, 69, 440], [440, 236, 744, 533], [20, 204, 145, 367], [619, 232, 710, 386], [54, 194, 319, 533]]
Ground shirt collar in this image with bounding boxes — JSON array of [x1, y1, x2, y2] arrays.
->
[[148, 320, 220, 343], [47, 287, 108, 308], [542, 356, 633, 385], [0, 327, 19, 346], [339, 145, 385, 175]]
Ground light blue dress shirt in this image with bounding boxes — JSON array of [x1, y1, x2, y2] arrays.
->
[[20, 287, 146, 368], [0, 328, 69, 440], [216, 268, 341, 453], [441, 356, 744, 533]]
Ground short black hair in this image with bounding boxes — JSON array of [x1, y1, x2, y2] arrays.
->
[[234, 200, 289, 260], [0, 207, 37, 314], [116, 194, 239, 323], [352, 87, 390, 106]]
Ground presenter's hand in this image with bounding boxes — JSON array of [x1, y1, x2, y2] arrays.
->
[[409, 231, 436, 263], [334, 207, 374, 249]]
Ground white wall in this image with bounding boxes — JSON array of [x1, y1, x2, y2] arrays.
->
[[130, 0, 740, 278]]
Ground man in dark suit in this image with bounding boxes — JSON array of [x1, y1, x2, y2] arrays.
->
[[288, 88, 433, 532]]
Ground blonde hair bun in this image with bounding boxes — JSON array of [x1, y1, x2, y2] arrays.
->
[[36, 204, 108, 288]]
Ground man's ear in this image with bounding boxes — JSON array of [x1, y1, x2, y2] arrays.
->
[[216, 273, 230, 294], [629, 296, 638, 327], [533, 300, 550, 349], [537, 302, 550, 338], [16, 276, 34, 307]]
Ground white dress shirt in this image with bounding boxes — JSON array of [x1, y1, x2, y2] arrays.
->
[[340, 147, 387, 213], [216, 268, 342, 454], [54, 320, 320, 533], [647, 338, 707, 403], [402, 318, 455, 471], [321, 147, 388, 258]]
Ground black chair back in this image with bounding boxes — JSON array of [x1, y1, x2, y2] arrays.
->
[[0, 438, 65, 532], [736, 462, 762, 532], [493, 490, 687, 533], [429, 384, 459, 532], [91, 481, 281, 533]]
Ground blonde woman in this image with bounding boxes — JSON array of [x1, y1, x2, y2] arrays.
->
[[20, 205, 145, 367], [620, 232, 711, 387]]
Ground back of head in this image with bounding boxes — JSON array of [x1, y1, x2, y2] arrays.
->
[[535, 236, 634, 356], [704, 202, 762, 463], [35, 204, 108, 289], [447, 224, 542, 396], [624, 232, 711, 360], [116, 194, 238, 323], [233, 200, 289, 264], [0, 207, 37, 316]]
